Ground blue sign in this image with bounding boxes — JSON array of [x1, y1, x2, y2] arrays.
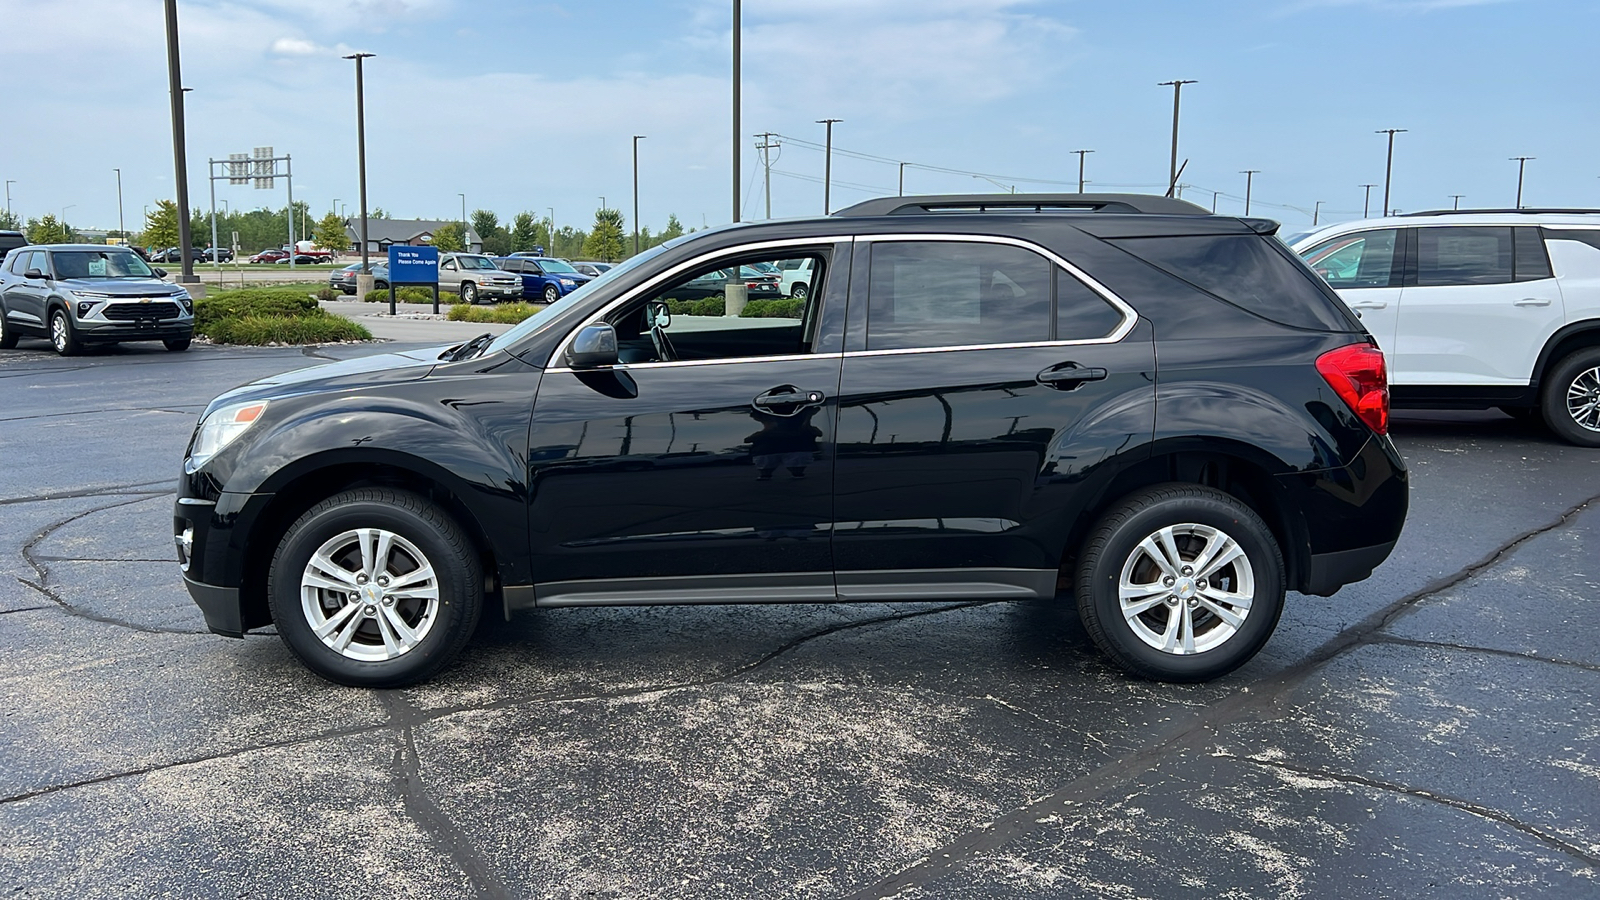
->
[[387, 245, 439, 284]]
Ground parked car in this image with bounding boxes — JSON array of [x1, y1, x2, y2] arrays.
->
[[249, 249, 289, 264], [174, 192, 1406, 688], [1291, 209, 1600, 446], [776, 257, 814, 298], [572, 261, 615, 278], [658, 264, 782, 302], [509, 248, 546, 258], [435, 253, 522, 304], [0, 244, 194, 355], [202, 247, 234, 263], [497, 256, 593, 304], [153, 247, 203, 264], [0, 231, 28, 257], [329, 263, 390, 295], [274, 254, 322, 265]]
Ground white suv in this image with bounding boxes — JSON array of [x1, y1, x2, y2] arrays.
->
[[1291, 210, 1600, 446]]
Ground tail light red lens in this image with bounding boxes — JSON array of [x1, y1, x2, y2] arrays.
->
[[1316, 342, 1389, 435]]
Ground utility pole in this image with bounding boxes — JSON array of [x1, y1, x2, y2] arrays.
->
[[1240, 170, 1260, 216], [547, 207, 555, 255], [1159, 80, 1196, 198], [4, 180, 13, 217], [459, 193, 466, 247], [1073, 150, 1094, 193], [1211, 190, 1221, 214], [1375, 129, 1406, 218], [1360, 184, 1377, 219], [731, 0, 741, 223], [899, 161, 907, 197], [756, 133, 779, 217], [114, 168, 125, 241], [1313, 200, 1323, 226], [163, 0, 197, 284], [1510, 157, 1534, 208], [1450, 194, 1465, 210], [633, 134, 646, 253], [817, 118, 842, 214], [344, 52, 375, 277]]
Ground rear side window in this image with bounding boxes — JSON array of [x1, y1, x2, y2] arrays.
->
[[867, 241, 1051, 350], [1056, 269, 1124, 340], [1114, 233, 1355, 331], [1514, 227, 1553, 281], [1416, 226, 1513, 286]]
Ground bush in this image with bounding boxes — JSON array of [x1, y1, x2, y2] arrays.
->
[[200, 311, 371, 345], [363, 286, 436, 304], [315, 286, 339, 302], [447, 303, 542, 324], [192, 286, 318, 332], [739, 298, 806, 318], [664, 296, 725, 316]]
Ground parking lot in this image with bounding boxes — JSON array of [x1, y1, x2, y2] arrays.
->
[[1, 339, 1597, 898]]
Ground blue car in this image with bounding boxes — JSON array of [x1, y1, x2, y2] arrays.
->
[[495, 256, 593, 303]]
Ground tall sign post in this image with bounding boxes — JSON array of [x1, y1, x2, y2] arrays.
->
[[387, 245, 440, 316], [218, 147, 296, 267]]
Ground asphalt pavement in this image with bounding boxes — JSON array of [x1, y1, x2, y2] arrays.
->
[[0, 340, 1596, 898]]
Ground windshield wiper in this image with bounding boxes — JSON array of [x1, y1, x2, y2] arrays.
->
[[442, 332, 495, 362]]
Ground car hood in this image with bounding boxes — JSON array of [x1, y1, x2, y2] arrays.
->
[[205, 346, 447, 412], [56, 278, 187, 297]]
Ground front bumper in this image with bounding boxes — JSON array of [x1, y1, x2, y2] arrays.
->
[[174, 489, 274, 637], [183, 573, 244, 637], [77, 320, 193, 343]]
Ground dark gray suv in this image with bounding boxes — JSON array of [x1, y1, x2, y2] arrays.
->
[[0, 244, 195, 354]]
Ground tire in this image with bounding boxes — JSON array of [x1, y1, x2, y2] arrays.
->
[[461, 282, 479, 305], [163, 338, 191, 352], [0, 306, 16, 349], [268, 488, 483, 688], [1541, 347, 1600, 447], [375, 280, 389, 290], [790, 282, 808, 300], [49, 309, 81, 356], [1075, 484, 1285, 682], [543, 284, 561, 304]]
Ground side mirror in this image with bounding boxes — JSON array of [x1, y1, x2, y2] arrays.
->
[[153, 267, 167, 278], [23, 269, 45, 280], [566, 323, 618, 369]]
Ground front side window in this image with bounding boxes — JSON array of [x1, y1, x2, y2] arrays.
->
[[866, 241, 1050, 350], [459, 256, 498, 270], [1299, 230, 1399, 289], [1415, 226, 1513, 286], [536, 259, 581, 275]]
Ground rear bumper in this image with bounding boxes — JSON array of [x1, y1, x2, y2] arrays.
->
[[1305, 540, 1397, 597], [1277, 434, 1408, 596]]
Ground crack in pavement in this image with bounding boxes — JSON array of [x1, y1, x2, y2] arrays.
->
[[0, 482, 170, 507], [843, 491, 1600, 899], [32, 556, 179, 563], [378, 692, 516, 900], [1368, 633, 1600, 674], [0, 406, 198, 423], [0, 605, 52, 616], [1216, 752, 1600, 869]]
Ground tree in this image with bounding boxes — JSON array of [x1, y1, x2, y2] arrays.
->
[[26, 215, 74, 244], [432, 222, 466, 253], [583, 208, 626, 262], [510, 212, 540, 252], [0, 209, 21, 231], [144, 201, 182, 249], [370, 207, 393, 220], [314, 212, 348, 255], [657, 214, 685, 244]]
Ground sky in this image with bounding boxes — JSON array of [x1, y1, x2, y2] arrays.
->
[[4, 0, 1597, 237]]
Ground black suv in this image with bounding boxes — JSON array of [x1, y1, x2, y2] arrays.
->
[[175, 194, 1407, 687]]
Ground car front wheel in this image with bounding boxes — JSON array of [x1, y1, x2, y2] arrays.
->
[[164, 338, 191, 352], [1542, 347, 1600, 447], [267, 488, 483, 687], [1075, 484, 1284, 682], [790, 282, 808, 300], [543, 284, 560, 304], [460, 282, 478, 305], [50, 309, 81, 356]]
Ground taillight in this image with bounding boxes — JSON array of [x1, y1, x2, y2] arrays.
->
[[1316, 342, 1389, 435]]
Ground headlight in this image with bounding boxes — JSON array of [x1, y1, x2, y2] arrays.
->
[[70, 290, 113, 299], [169, 287, 191, 300], [559, 278, 575, 286], [186, 400, 269, 472]]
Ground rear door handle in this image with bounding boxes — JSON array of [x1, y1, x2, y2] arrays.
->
[[752, 385, 825, 415], [1348, 299, 1388, 310], [1514, 297, 1552, 307], [1037, 363, 1107, 390]]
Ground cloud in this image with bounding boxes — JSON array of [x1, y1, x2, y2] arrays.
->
[[269, 37, 323, 56]]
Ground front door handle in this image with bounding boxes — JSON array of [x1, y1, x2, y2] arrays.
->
[[752, 385, 825, 416], [1514, 297, 1553, 307], [1037, 363, 1108, 390], [1348, 299, 1388, 310]]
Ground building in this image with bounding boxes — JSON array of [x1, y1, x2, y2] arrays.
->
[[342, 218, 483, 255]]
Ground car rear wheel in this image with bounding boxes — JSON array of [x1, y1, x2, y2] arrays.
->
[[1075, 484, 1284, 682], [790, 282, 808, 300], [461, 282, 479, 305], [543, 284, 561, 304], [1542, 347, 1600, 447], [0, 307, 17, 349], [49, 310, 81, 356], [163, 338, 191, 352], [268, 488, 482, 687]]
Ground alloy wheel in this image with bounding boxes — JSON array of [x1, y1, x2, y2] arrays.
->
[[300, 527, 440, 662], [1116, 522, 1255, 655], [1564, 366, 1600, 432]]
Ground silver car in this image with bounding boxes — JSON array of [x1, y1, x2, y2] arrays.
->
[[0, 244, 195, 355], [438, 253, 522, 304]]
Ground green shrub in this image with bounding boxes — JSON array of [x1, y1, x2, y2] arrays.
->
[[363, 286, 437, 303], [447, 303, 542, 324], [193, 286, 318, 332], [664, 297, 725, 316], [200, 311, 371, 345], [315, 286, 339, 303], [739, 298, 806, 318]]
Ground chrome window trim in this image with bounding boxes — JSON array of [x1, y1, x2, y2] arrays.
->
[[545, 232, 1139, 372]]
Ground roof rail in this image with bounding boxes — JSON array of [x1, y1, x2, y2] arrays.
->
[[831, 193, 1212, 217], [1399, 208, 1600, 217]]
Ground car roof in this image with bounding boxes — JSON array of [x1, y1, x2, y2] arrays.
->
[[1292, 211, 1600, 247]]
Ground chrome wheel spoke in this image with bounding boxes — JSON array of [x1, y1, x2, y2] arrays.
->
[[302, 571, 356, 594], [1195, 535, 1244, 581], [1159, 605, 1182, 652], [379, 604, 421, 652], [309, 550, 359, 586], [1198, 597, 1247, 630], [387, 564, 435, 591], [330, 609, 364, 652], [1180, 605, 1197, 655], [313, 600, 361, 640], [1137, 533, 1180, 578]]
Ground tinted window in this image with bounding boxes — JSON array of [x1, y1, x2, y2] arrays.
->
[[1299, 229, 1399, 289], [867, 241, 1051, 350], [1416, 226, 1513, 286], [1056, 268, 1124, 340], [1514, 227, 1553, 281], [1115, 234, 1355, 331], [500, 259, 523, 273]]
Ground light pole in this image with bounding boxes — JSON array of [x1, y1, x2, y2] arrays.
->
[[343, 52, 375, 277], [1510, 157, 1534, 208], [1450, 194, 1465, 210], [1376, 129, 1406, 218], [1073, 150, 1094, 193], [114, 168, 125, 240], [164, 0, 197, 283], [1240, 170, 1259, 216], [1211, 190, 1221, 214], [817, 118, 842, 214], [4, 180, 13, 217], [1313, 200, 1323, 226], [1159, 80, 1196, 198], [547, 207, 555, 256], [633, 135, 645, 254], [732, 0, 741, 223], [1360, 184, 1377, 219], [458, 192, 466, 247], [898, 161, 907, 197], [61, 204, 75, 224]]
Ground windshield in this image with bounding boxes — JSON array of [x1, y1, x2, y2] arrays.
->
[[537, 259, 580, 275], [51, 250, 155, 279], [486, 244, 670, 355], [458, 256, 499, 270]]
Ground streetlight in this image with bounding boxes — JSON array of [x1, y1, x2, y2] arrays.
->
[[1240, 170, 1260, 216], [1360, 184, 1377, 219], [1313, 200, 1323, 226], [113, 168, 125, 240], [332, 198, 340, 221], [4, 180, 13, 217], [1375, 128, 1406, 218], [164, 0, 198, 283], [899, 161, 907, 197], [632, 135, 646, 255], [974, 175, 1015, 194], [547, 207, 555, 256], [1510, 157, 1535, 208], [1211, 190, 1221, 214], [1450, 194, 1465, 210], [732, 0, 741, 223], [61, 204, 75, 224], [343, 52, 375, 280], [458, 192, 466, 248], [817, 118, 842, 214], [1073, 150, 1094, 193], [1159, 80, 1197, 198]]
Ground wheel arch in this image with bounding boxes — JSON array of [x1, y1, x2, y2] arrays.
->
[[1531, 321, 1600, 398]]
